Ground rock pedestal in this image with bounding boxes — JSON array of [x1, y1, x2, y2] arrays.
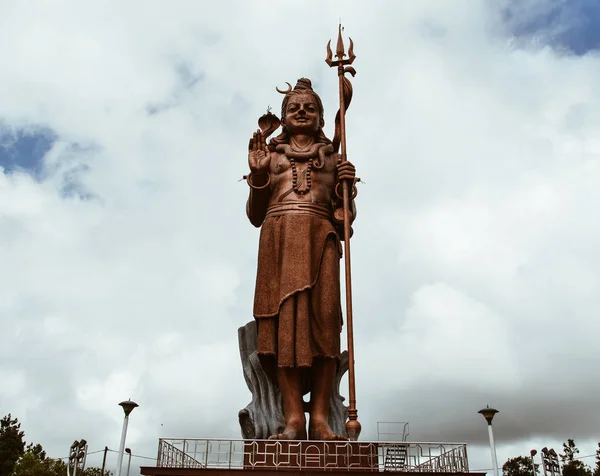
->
[[237, 320, 349, 439]]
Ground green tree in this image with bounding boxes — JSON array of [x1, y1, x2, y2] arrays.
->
[[560, 439, 592, 476], [593, 443, 600, 476], [1, 414, 108, 476], [503, 455, 539, 476], [81, 468, 111, 476], [11, 452, 109, 476], [24, 443, 45, 462], [0, 415, 25, 476], [9, 452, 66, 476], [562, 439, 580, 463]]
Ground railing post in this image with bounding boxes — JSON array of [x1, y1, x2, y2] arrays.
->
[[205, 439, 210, 469], [156, 438, 162, 467]]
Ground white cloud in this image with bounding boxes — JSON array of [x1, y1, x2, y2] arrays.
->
[[1, 1, 599, 475]]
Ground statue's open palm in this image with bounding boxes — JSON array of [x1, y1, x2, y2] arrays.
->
[[248, 130, 271, 174]]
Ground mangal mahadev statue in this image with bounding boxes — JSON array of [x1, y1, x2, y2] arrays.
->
[[238, 26, 361, 442]]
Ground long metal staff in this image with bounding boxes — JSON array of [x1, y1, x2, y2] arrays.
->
[[326, 24, 361, 441]]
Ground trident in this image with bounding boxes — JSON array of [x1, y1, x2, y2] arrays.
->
[[326, 24, 361, 441]]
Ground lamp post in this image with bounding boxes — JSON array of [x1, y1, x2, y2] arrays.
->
[[67, 439, 88, 476], [549, 448, 560, 476], [541, 447, 560, 476], [116, 400, 138, 476], [125, 448, 132, 476], [478, 406, 499, 476], [530, 449, 538, 476]]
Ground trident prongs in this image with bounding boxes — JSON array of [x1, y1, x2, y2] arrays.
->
[[325, 24, 356, 67]]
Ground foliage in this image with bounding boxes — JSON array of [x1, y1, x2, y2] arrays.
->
[[560, 439, 592, 476], [1, 414, 108, 476], [0, 415, 25, 476], [24, 443, 45, 461], [9, 452, 66, 476], [10, 452, 110, 476], [562, 439, 581, 463], [81, 468, 111, 476], [503, 455, 539, 476]]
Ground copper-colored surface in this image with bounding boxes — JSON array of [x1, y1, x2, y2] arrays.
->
[[242, 441, 377, 471], [246, 56, 357, 438], [325, 24, 361, 441]]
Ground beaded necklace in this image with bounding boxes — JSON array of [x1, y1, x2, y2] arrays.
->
[[289, 157, 312, 195], [274, 143, 334, 197]]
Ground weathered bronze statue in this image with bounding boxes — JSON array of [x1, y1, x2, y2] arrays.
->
[[245, 77, 356, 441]]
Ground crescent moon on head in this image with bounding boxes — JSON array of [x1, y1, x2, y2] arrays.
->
[[276, 82, 292, 94]]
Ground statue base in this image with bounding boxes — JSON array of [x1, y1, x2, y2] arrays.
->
[[140, 438, 481, 476], [241, 440, 378, 471]]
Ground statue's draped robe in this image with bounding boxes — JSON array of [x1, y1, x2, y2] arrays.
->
[[254, 213, 343, 368], [247, 156, 344, 369]]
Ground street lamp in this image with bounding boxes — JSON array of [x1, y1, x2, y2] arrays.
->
[[530, 449, 538, 476], [116, 400, 138, 476], [541, 447, 560, 476], [478, 406, 499, 476], [67, 439, 88, 476], [125, 448, 132, 476]]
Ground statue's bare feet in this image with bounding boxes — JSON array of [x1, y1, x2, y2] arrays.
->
[[269, 419, 307, 440], [308, 418, 348, 441]]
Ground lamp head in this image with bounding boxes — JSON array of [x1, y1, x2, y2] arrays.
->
[[119, 400, 139, 417], [478, 405, 499, 425]]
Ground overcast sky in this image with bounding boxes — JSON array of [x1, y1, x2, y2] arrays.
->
[[1, 1, 600, 475]]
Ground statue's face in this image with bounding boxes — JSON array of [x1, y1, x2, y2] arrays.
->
[[284, 93, 322, 134]]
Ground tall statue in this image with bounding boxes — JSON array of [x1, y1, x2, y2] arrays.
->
[[244, 78, 356, 440]]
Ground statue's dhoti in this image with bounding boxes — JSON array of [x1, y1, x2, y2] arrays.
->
[[253, 204, 343, 368]]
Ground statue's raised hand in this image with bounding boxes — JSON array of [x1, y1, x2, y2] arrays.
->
[[248, 130, 271, 174]]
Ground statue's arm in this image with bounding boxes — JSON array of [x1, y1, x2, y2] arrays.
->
[[334, 157, 357, 225], [246, 172, 271, 228]]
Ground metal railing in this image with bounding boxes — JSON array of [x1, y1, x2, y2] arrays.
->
[[157, 439, 204, 469], [156, 438, 470, 472]]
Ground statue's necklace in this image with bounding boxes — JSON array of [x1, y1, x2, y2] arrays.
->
[[289, 157, 312, 195], [274, 143, 328, 196]]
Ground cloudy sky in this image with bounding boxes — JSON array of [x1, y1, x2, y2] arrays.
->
[[2, 0, 600, 474]]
